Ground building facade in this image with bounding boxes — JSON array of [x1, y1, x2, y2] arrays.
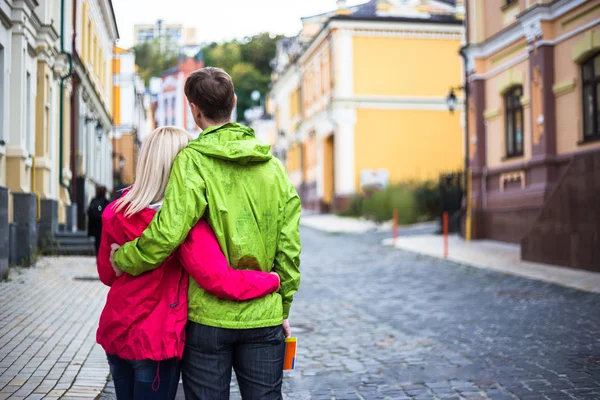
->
[[270, 0, 466, 211], [73, 0, 118, 230], [134, 20, 199, 56], [111, 46, 149, 191], [154, 55, 204, 136], [0, 0, 119, 274], [464, 0, 600, 270]]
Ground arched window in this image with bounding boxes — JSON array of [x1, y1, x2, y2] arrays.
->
[[582, 53, 600, 141], [504, 86, 524, 158]]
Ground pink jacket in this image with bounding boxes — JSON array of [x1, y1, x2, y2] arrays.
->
[[96, 202, 280, 361]]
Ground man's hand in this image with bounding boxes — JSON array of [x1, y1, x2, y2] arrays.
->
[[282, 319, 291, 338], [270, 271, 281, 289], [110, 244, 123, 278]]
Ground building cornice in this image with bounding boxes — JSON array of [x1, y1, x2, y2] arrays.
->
[[100, 0, 119, 41], [466, 0, 589, 60], [0, 2, 11, 29], [300, 18, 464, 65]]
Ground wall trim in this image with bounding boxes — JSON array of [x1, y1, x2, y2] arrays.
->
[[484, 107, 500, 120], [571, 29, 600, 63], [333, 95, 456, 111], [496, 69, 524, 94], [552, 78, 577, 97]]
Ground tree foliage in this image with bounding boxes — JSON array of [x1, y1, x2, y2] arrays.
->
[[201, 33, 281, 121], [133, 39, 179, 85]]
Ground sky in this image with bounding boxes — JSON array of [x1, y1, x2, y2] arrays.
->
[[113, 0, 366, 48]]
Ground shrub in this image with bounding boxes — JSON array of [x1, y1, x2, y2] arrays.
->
[[338, 181, 440, 224]]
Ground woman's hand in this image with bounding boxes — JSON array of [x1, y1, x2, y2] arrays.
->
[[110, 244, 123, 278], [270, 271, 281, 289]]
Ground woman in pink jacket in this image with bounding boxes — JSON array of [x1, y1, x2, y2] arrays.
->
[[96, 127, 280, 400]]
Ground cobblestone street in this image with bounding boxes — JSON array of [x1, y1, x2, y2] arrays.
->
[[282, 228, 600, 400], [0, 258, 109, 399], [2, 228, 600, 399]]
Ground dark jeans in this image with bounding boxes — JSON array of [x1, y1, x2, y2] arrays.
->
[[182, 322, 285, 400], [107, 354, 180, 400]]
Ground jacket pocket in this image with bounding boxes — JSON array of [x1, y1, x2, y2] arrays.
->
[[171, 268, 186, 309]]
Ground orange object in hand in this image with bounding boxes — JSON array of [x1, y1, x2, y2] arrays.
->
[[283, 338, 297, 370]]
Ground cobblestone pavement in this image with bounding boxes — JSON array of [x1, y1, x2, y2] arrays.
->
[[5, 227, 600, 400], [278, 229, 600, 400], [0, 257, 110, 400]]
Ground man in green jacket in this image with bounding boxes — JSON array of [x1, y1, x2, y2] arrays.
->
[[111, 67, 301, 400]]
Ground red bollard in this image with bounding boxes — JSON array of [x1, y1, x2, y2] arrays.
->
[[443, 211, 449, 258], [392, 208, 398, 246]]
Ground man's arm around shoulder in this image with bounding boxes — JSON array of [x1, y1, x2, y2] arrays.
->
[[113, 150, 207, 276]]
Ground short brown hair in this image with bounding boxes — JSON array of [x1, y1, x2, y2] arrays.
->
[[184, 67, 235, 122]]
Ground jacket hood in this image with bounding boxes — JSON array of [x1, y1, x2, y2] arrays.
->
[[187, 123, 272, 165]]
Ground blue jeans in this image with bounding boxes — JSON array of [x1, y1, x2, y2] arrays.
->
[[182, 322, 285, 400], [106, 354, 180, 400]]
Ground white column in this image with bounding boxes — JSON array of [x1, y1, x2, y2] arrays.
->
[[332, 108, 357, 196], [332, 28, 353, 100], [8, 37, 26, 150], [0, 25, 10, 152]]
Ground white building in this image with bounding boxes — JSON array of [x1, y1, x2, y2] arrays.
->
[[73, 0, 118, 229]]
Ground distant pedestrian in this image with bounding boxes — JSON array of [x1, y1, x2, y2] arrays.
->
[[87, 186, 110, 255]]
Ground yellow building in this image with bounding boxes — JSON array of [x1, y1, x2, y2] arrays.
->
[[270, 0, 466, 211], [464, 0, 600, 270]]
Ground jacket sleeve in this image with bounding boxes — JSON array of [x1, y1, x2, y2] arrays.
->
[[177, 221, 280, 301], [97, 212, 117, 287], [113, 151, 207, 276], [274, 179, 302, 319]]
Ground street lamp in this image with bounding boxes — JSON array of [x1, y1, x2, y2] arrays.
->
[[446, 87, 464, 113], [446, 89, 458, 112], [95, 122, 104, 142]]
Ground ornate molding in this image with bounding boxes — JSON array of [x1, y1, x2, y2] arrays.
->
[[348, 27, 462, 41], [500, 171, 526, 191], [522, 18, 543, 43], [496, 69, 524, 95], [552, 78, 577, 97], [483, 107, 500, 121], [572, 29, 600, 63]]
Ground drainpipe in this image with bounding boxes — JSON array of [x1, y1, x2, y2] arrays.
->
[[459, 0, 471, 240], [70, 0, 78, 214], [59, 0, 73, 201]]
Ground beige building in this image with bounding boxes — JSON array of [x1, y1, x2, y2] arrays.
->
[[464, 0, 600, 270], [0, 0, 118, 272]]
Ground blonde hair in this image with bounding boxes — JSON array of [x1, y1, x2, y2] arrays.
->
[[114, 126, 192, 217]]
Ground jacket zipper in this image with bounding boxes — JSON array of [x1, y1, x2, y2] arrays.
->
[[170, 268, 184, 308]]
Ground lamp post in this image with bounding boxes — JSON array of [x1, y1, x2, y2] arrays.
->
[[445, 86, 464, 113], [95, 122, 104, 142], [446, 83, 471, 241]]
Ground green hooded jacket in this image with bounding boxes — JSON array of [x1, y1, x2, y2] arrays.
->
[[113, 123, 301, 329]]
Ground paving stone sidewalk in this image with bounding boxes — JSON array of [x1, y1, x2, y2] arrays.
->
[[0, 257, 110, 400]]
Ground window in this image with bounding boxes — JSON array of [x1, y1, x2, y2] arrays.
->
[[504, 86, 524, 158], [582, 53, 600, 141]]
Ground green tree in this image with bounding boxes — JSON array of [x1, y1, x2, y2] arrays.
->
[[133, 39, 179, 85], [200, 33, 280, 121]]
